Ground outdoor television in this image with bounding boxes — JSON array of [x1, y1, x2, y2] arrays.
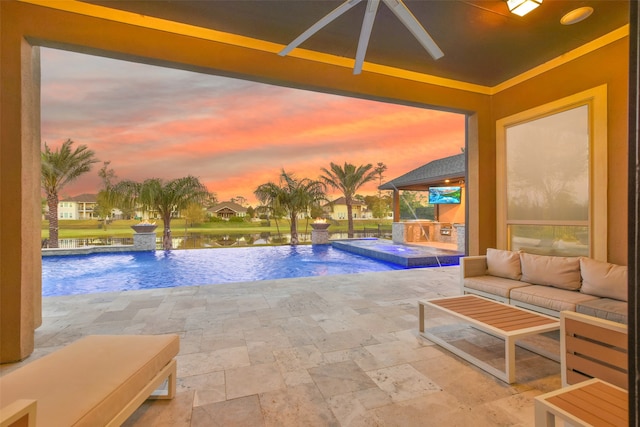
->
[[428, 186, 462, 204]]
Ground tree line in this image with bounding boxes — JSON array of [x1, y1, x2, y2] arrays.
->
[[41, 139, 392, 249]]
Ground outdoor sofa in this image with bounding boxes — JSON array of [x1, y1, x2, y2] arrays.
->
[[0, 334, 179, 427], [461, 248, 628, 324]]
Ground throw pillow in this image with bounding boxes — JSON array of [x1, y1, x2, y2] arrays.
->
[[580, 257, 628, 301], [486, 248, 522, 280], [520, 252, 581, 290]]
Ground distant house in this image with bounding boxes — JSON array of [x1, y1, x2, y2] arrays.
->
[[51, 193, 181, 221], [207, 201, 247, 219], [57, 193, 98, 220], [322, 197, 370, 220]]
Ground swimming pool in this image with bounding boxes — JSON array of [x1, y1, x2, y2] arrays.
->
[[42, 245, 406, 296]]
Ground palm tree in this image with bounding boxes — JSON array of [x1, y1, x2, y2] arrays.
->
[[255, 203, 285, 240], [320, 162, 377, 238], [41, 139, 98, 248], [254, 169, 326, 246], [111, 176, 209, 250], [96, 161, 117, 229], [374, 162, 387, 189], [373, 162, 389, 219]]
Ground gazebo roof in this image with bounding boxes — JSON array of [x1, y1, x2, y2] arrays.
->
[[379, 153, 465, 191]]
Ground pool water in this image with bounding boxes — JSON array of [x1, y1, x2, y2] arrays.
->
[[42, 245, 406, 296]]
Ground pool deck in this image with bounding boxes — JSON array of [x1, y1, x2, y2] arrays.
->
[[1, 267, 560, 426], [332, 238, 464, 267]]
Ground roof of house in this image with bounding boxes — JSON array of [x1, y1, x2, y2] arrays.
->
[[62, 193, 98, 203], [208, 201, 247, 213], [379, 153, 465, 191], [323, 197, 365, 207]]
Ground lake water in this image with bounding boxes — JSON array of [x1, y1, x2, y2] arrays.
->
[[42, 245, 406, 296]]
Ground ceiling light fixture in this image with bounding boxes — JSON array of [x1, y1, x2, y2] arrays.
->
[[506, 0, 542, 17], [279, 0, 443, 75]]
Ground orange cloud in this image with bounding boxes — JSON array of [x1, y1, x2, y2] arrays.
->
[[41, 47, 465, 204]]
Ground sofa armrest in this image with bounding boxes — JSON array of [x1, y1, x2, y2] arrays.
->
[[460, 256, 487, 278], [0, 399, 36, 427], [459, 256, 488, 292]]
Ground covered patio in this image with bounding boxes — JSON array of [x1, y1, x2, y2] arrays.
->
[[1, 267, 560, 426], [1, 0, 638, 424]]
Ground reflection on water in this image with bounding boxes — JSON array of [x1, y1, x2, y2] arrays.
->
[[172, 231, 389, 249]]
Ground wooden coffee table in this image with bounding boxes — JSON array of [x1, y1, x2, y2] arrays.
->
[[534, 378, 628, 427], [419, 295, 560, 383]]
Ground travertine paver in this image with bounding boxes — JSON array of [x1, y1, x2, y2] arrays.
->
[[1, 266, 561, 426]]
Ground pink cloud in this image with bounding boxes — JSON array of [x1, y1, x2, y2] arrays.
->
[[41, 48, 465, 204]]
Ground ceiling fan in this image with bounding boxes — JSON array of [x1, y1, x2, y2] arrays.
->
[[278, 0, 444, 75]]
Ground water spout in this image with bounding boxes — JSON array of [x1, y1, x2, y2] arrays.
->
[[391, 183, 442, 267]]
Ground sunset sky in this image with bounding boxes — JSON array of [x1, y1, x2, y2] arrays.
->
[[41, 47, 465, 205]]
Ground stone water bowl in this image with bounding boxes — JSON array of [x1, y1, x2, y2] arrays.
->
[[310, 222, 330, 230], [131, 224, 158, 233]]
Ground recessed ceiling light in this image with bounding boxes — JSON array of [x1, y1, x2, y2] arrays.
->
[[560, 7, 594, 25]]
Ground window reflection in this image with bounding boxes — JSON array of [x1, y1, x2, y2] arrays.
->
[[505, 105, 590, 257]]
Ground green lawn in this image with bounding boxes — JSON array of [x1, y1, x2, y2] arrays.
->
[[42, 218, 393, 239]]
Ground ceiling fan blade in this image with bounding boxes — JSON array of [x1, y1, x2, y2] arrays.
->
[[279, 0, 363, 56], [354, 0, 381, 74], [382, 0, 444, 60]]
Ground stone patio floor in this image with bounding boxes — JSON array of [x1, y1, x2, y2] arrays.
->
[[1, 266, 561, 426]]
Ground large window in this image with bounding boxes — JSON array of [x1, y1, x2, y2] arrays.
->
[[496, 86, 607, 260]]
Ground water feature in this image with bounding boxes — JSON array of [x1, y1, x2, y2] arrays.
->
[[391, 183, 444, 267], [42, 245, 405, 297]]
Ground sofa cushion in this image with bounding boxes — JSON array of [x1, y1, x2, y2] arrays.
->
[[0, 334, 179, 427], [486, 248, 522, 280], [576, 298, 628, 325], [579, 257, 628, 302], [510, 285, 600, 313], [464, 275, 531, 299], [520, 252, 581, 290]]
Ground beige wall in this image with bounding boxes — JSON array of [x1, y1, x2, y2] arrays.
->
[[492, 38, 629, 265], [0, 0, 628, 361]]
